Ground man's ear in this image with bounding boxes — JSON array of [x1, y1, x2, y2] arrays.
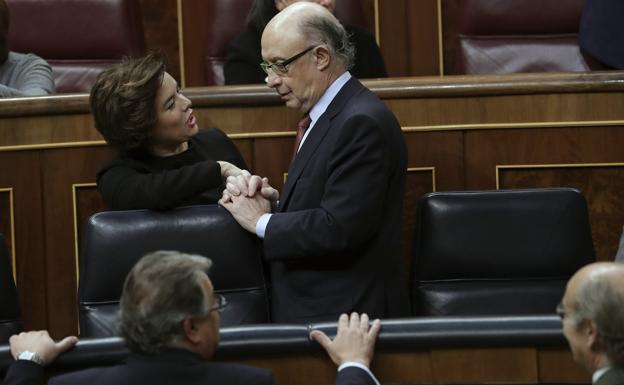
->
[[586, 320, 601, 351], [183, 318, 202, 344], [314, 45, 331, 71]]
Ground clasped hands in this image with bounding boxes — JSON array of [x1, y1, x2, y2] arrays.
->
[[219, 170, 278, 233]]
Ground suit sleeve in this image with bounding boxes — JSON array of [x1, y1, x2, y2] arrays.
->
[[0, 55, 55, 97], [335, 366, 377, 385], [265, 113, 394, 260], [2, 361, 46, 385], [97, 160, 223, 211]]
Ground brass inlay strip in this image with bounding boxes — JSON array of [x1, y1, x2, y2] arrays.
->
[[374, 0, 380, 46], [0, 140, 107, 152], [436, 0, 444, 76], [177, 0, 186, 88], [495, 162, 624, 189], [0, 188, 16, 283], [72, 182, 97, 287], [402, 119, 624, 133], [408, 166, 437, 192]]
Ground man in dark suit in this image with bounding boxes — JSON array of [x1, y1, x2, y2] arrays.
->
[[558, 262, 624, 385], [579, 0, 624, 70], [221, 2, 409, 323], [4, 251, 381, 385]]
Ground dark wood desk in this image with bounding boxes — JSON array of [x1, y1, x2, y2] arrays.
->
[[1, 72, 623, 338]]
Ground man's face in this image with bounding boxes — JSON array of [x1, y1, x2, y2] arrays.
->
[[560, 277, 592, 371], [193, 274, 220, 360], [261, 28, 322, 114]]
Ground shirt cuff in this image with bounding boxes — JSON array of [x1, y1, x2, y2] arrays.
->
[[338, 362, 380, 385], [255, 213, 272, 239]]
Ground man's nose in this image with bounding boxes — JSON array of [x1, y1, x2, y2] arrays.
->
[[266, 71, 281, 88]]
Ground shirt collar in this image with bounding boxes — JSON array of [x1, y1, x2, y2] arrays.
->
[[308, 71, 352, 124], [593, 366, 612, 384]]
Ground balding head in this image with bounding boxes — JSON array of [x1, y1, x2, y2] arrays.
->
[[260, 2, 354, 113], [264, 2, 353, 71], [561, 262, 624, 372]]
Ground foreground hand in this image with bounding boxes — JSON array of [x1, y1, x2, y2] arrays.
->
[[310, 313, 381, 368], [10, 331, 78, 366], [221, 193, 271, 233]]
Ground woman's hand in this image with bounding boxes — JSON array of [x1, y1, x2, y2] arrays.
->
[[217, 161, 243, 179]]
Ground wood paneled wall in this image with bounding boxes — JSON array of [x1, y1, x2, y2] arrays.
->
[[1, 72, 623, 338]]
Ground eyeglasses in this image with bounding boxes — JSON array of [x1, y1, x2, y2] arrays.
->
[[555, 302, 566, 320], [260, 45, 317, 76], [210, 294, 228, 313]]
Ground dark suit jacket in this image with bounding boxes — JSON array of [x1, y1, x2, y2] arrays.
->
[[224, 25, 387, 85], [579, 0, 624, 69], [596, 367, 624, 385], [264, 77, 409, 323], [3, 350, 376, 385]]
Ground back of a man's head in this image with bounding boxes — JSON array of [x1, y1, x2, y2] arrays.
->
[[568, 262, 624, 367], [118, 251, 213, 355]]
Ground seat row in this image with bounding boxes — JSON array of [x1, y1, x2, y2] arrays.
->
[[0, 187, 595, 341]]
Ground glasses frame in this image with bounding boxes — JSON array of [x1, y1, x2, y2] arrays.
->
[[555, 302, 566, 320], [211, 294, 228, 313], [260, 45, 318, 76]]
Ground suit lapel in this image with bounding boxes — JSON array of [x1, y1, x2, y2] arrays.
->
[[279, 77, 363, 210]]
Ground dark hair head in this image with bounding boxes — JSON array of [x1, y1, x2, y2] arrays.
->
[[0, 0, 10, 63], [89, 52, 166, 152], [246, 0, 278, 34], [118, 250, 213, 355]]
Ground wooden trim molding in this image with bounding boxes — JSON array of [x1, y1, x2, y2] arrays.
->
[[0, 187, 16, 283], [408, 167, 437, 192], [72, 182, 97, 287], [495, 163, 624, 189], [2, 71, 624, 117]]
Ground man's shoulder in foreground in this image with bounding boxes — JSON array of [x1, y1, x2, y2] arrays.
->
[[47, 357, 272, 385]]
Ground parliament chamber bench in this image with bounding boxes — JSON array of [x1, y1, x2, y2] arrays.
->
[[0, 315, 590, 384], [0, 71, 623, 342]]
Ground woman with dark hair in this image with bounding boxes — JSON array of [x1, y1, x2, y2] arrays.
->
[[92, 52, 248, 210], [224, 0, 386, 85]]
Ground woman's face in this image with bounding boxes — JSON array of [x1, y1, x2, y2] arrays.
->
[[150, 72, 198, 154], [274, 0, 336, 13]]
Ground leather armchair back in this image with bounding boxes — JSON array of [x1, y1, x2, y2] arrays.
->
[[78, 205, 269, 338], [412, 188, 595, 316], [443, 0, 590, 74], [7, 0, 145, 93]]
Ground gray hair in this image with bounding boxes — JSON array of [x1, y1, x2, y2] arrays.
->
[[118, 250, 213, 355], [571, 277, 624, 365], [299, 13, 355, 71]]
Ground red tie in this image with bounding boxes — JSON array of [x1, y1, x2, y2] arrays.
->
[[293, 115, 311, 159]]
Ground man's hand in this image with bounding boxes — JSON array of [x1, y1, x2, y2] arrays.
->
[[310, 313, 381, 368], [221, 193, 272, 233], [9, 331, 78, 366], [220, 171, 279, 204]]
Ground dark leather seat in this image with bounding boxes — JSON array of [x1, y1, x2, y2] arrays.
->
[[6, 0, 145, 93], [411, 188, 596, 316], [0, 234, 21, 343], [204, 0, 374, 85], [443, 0, 593, 74], [78, 205, 269, 338]]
